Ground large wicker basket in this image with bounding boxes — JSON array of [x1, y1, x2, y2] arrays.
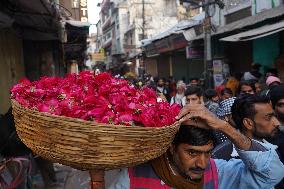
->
[[11, 100, 180, 170]]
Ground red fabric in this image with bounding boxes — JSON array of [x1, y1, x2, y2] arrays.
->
[[204, 159, 218, 189], [129, 159, 218, 189], [215, 85, 225, 97], [129, 168, 171, 189]]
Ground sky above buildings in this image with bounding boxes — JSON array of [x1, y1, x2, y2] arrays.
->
[[88, 0, 100, 34]]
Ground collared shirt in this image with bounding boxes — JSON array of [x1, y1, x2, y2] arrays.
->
[[106, 141, 284, 189], [217, 140, 284, 189]]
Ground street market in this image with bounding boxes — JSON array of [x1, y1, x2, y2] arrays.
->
[[1, 0, 284, 189]]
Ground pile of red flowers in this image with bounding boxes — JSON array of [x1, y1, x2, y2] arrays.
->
[[11, 71, 181, 127]]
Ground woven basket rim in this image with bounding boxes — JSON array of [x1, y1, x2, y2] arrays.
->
[[11, 99, 181, 170], [11, 99, 180, 129]]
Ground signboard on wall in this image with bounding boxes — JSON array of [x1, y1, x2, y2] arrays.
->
[[144, 43, 159, 57], [80, 0, 88, 22], [213, 59, 224, 87], [154, 38, 173, 53], [72, 0, 79, 8], [170, 34, 188, 50], [186, 42, 203, 59], [213, 59, 223, 74], [92, 53, 105, 61], [213, 74, 224, 87]]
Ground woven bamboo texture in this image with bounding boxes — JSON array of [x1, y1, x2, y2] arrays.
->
[[11, 100, 180, 170]]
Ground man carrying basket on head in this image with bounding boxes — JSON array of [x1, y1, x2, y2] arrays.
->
[[105, 104, 284, 189]]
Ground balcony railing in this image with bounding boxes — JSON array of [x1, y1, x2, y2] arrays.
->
[[102, 16, 111, 30], [224, 0, 251, 14], [103, 38, 112, 48]]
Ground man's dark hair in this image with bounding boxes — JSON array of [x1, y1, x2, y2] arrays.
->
[[173, 125, 214, 147], [237, 80, 256, 94], [266, 68, 278, 77], [269, 84, 284, 108], [185, 86, 203, 97], [231, 94, 270, 131], [251, 63, 261, 70], [221, 88, 233, 96], [204, 89, 217, 100], [190, 77, 199, 82], [157, 78, 165, 82]]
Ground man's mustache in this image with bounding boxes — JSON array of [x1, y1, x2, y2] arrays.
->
[[189, 168, 205, 172]]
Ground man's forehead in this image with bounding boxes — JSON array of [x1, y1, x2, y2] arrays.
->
[[241, 85, 252, 89], [254, 103, 273, 114], [180, 142, 214, 151], [187, 94, 199, 98]]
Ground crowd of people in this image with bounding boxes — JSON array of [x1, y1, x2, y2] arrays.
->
[[105, 63, 284, 189], [1, 63, 284, 189]]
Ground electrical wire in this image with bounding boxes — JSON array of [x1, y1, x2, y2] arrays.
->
[[54, 3, 73, 18]]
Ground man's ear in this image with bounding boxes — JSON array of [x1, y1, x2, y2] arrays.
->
[[243, 118, 254, 131]]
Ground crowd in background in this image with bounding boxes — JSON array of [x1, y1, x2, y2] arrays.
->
[[1, 62, 284, 188], [109, 62, 284, 189]]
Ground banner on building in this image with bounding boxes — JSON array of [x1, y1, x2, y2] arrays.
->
[[213, 59, 225, 87], [213, 59, 223, 74], [154, 38, 173, 53], [170, 34, 188, 50], [186, 42, 203, 59], [213, 74, 224, 87], [80, 0, 88, 22], [144, 43, 159, 57], [92, 53, 105, 61]]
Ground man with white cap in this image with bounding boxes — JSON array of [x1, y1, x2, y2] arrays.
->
[[262, 76, 281, 97], [266, 76, 281, 88]]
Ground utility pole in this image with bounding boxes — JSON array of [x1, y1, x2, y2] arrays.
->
[[180, 0, 224, 88], [133, 0, 152, 38], [132, 0, 152, 78], [141, 0, 146, 79], [142, 0, 145, 39], [204, 0, 213, 89]]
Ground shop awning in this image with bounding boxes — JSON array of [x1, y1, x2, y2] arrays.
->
[[1, 0, 61, 40], [0, 12, 13, 28], [65, 20, 90, 28], [220, 20, 284, 41], [187, 4, 284, 41]]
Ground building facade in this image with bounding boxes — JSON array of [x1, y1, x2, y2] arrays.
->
[[140, 0, 284, 86], [97, 0, 185, 73], [209, 0, 284, 79], [0, 0, 62, 114], [59, 0, 90, 72]]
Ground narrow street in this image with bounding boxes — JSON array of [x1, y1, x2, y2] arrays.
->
[[1, 0, 284, 189]]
